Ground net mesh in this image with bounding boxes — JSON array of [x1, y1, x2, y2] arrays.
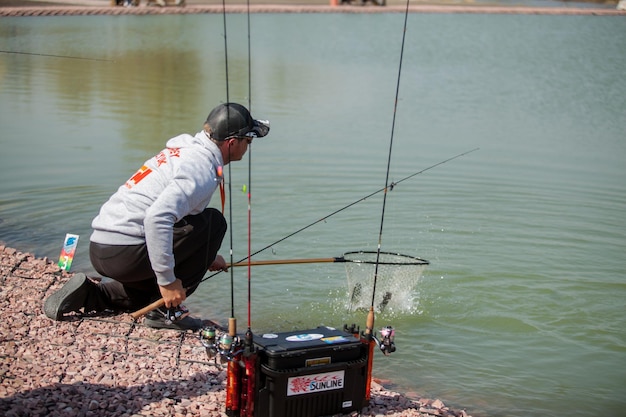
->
[[343, 251, 429, 313]]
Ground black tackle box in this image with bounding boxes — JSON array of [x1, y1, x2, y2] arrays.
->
[[253, 326, 369, 417]]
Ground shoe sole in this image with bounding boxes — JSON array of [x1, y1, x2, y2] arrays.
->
[[43, 273, 88, 320]]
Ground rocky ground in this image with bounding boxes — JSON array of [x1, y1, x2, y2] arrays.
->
[[0, 245, 471, 417]]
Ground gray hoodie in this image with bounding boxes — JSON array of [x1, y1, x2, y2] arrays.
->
[[90, 131, 224, 286]]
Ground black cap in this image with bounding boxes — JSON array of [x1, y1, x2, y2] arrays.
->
[[205, 103, 270, 141]]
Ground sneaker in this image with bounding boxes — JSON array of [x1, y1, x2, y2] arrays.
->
[[43, 273, 91, 320], [144, 305, 204, 331]]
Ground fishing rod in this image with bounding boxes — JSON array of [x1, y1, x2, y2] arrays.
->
[[245, 0, 254, 335], [129, 147, 477, 319], [359, 0, 412, 401], [241, 2, 258, 415], [200, 146, 478, 283], [0, 50, 113, 62], [215, 2, 244, 415], [370, 0, 412, 315], [245, 0, 256, 320], [220, 0, 234, 323], [213, 1, 257, 415]]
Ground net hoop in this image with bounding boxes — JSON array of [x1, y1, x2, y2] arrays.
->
[[343, 251, 429, 266]]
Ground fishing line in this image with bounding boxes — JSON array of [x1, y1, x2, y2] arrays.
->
[[0, 50, 113, 62], [370, 0, 411, 309]]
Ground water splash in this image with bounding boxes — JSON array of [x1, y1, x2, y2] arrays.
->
[[343, 253, 428, 317]]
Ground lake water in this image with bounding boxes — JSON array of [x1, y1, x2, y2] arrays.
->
[[1, 11, 625, 417]]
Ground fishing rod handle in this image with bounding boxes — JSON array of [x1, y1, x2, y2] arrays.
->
[[130, 298, 165, 320]]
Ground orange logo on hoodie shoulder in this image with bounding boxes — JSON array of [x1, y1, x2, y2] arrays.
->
[[125, 165, 152, 189]]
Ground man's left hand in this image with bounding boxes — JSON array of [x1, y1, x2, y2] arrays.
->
[[209, 255, 228, 272]]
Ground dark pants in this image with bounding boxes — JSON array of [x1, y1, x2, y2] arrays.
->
[[89, 208, 227, 310]]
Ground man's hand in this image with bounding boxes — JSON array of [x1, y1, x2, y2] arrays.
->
[[209, 255, 228, 272], [159, 279, 186, 308]]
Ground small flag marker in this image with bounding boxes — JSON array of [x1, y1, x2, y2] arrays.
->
[[58, 233, 79, 271]]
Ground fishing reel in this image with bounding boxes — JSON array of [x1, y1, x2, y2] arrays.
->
[[375, 325, 396, 356], [344, 323, 396, 356], [199, 326, 243, 364]]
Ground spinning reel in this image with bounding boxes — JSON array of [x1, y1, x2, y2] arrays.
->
[[199, 326, 244, 364], [344, 323, 396, 356], [377, 326, 396, 356]]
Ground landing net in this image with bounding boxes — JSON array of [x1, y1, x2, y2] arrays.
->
[[343, 251, 429, 313]]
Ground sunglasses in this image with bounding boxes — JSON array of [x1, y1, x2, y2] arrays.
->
[[232, 136, 253, 144]]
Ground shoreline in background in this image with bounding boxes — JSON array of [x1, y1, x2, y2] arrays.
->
[[1, 0, 624, 15]]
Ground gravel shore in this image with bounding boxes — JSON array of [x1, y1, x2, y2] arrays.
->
[[0, 245, 471, 417]]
